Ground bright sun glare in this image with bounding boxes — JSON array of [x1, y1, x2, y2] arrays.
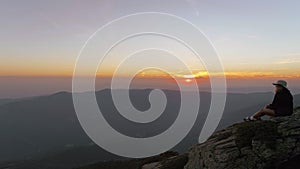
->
[[185, 79, 192, 83]]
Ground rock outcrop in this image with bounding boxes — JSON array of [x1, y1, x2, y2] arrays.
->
[[184, 107, 300, 169]]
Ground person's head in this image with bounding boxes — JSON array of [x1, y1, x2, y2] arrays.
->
[[275, 85, 283, 93], [272, 80, 288, 93]]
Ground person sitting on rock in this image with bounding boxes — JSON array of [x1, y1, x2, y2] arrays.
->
[[244, 80, 294, 121]]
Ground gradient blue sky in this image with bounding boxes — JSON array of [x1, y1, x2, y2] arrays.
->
[[1, 0, 300, 97]]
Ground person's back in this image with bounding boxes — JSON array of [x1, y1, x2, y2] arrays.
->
[[269, 87, 293, 116]]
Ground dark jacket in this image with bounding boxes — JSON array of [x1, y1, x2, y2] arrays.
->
[[267, 88, 293, 116]]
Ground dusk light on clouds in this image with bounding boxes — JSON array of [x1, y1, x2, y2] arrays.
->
[[1, 0, 300, 97]]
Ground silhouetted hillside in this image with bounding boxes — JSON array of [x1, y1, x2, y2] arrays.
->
[[0, 90, 299, 168]]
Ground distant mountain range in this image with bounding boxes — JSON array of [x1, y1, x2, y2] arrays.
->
[[0, 89, 299, 169]]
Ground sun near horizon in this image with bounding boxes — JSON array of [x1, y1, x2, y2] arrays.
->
[[1, 0, 300, 98]]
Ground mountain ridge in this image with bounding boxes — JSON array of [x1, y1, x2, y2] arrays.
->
[[1, 89, 299, 168]]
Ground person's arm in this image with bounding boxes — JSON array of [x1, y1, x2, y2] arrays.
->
[[267, 93, 280, 109]]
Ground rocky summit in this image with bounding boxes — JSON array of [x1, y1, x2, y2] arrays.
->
[[184, 107, 300, 169]]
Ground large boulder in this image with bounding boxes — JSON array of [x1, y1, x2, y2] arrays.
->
[[184, 107, 300, 169]]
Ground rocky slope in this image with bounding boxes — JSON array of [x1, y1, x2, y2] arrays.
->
[[184, 107, 300, 169], [78, 107, 300, 169]]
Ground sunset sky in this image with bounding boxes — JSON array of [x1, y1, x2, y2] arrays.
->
[[1, 0, 300, 98]]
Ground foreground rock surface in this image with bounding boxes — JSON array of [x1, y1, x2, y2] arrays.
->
[[184, 107, 300, 169]]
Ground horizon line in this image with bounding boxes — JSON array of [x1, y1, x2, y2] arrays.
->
[[1, 72, 300, 79]]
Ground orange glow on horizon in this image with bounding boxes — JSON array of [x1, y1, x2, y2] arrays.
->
[[1, 69, 299, 79]]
